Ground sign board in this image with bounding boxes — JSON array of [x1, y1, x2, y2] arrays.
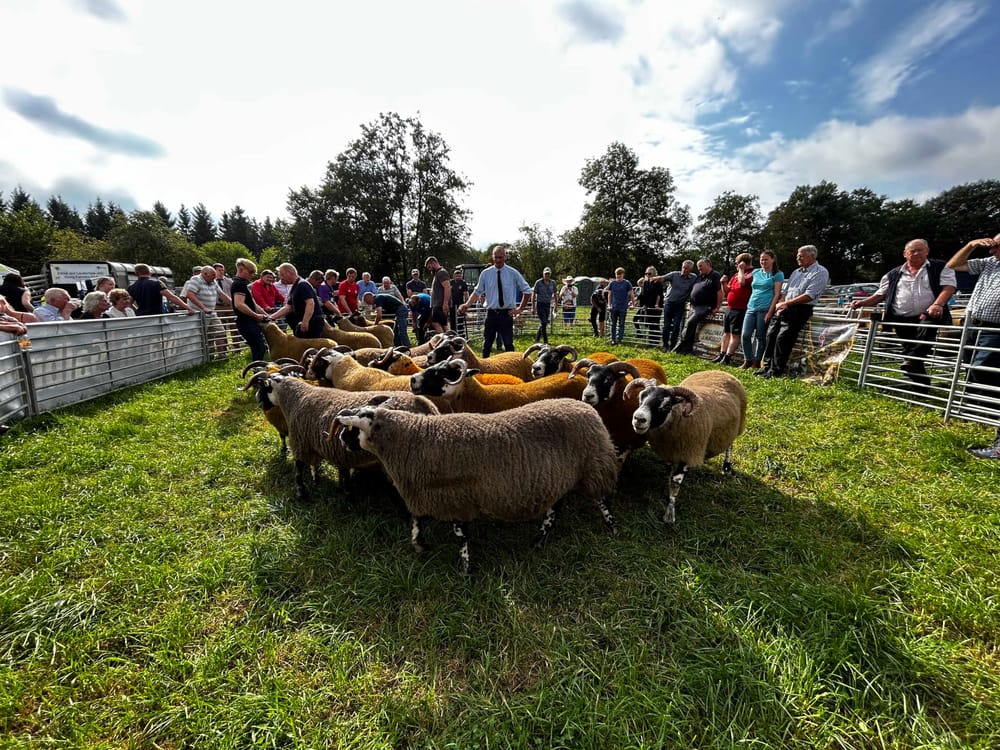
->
[[48, 262, 111, 286], [0, 262, 20, 276]]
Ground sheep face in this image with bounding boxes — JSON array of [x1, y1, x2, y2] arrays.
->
[[632, 385, 687, 434], [310, 348, 348, 382], [425, 334, 466, 365], [335, 406, 381, 453], [581, 363, 628, 406], [410, 358, 468, 398], [528, 345, 577, 378]]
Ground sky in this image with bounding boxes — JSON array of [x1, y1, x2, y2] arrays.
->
[[2, 0, 999, 250]]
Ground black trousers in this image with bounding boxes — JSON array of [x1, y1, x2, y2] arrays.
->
[[483, 309, 514, 357], [763, 305, 812, 373]]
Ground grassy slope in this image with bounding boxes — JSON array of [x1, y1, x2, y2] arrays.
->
[[0, 329, 997, 749]]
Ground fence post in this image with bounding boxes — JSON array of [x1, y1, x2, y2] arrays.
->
[[855, 310, 879, 388], [943, 315, 974, 422]]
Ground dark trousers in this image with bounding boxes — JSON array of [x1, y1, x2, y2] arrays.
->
[[763, 305, 813, 373], [236, 318, 267, 361], [590, 306, 605, 336], [293, 315, 325, 339], [535, 302, 551, 343], [883, 313, 940, 387], [676, 305, 712, 351], [483, 309, 514, 357], [393, 307, 410, 348], [662, 300, 687, 349], [964, 323, 1000, 413]]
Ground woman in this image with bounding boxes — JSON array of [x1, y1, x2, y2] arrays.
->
[[105, 289, 136, 318], [0, 295, 33, 334], [0, 273, 34, 314], [79, 291, 112, 319], [558, 276, 578, 326], [739, 250, 784, 370], [714, 253, 754, 365]]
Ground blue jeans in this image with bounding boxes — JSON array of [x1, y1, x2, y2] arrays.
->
[[610, 308, 627, 342], [966, 326, 1000, 408], [394, 306, 410, 348], [741, 308, 768, 365]]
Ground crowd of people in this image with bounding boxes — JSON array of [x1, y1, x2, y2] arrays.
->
[[3, 233, 999, 457]]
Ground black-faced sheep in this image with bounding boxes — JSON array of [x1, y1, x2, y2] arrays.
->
[[626, 370, 747, 524], [522, 344, 619, 379], [410, 357, 586, 413], [332, 398, 620, 574], [251, 371, 440, 500], [423, 335, 536, 380]]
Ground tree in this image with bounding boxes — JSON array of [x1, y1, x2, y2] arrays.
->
[[106, 210, 203, 272], [176, 204, 192, 240], [288, 112, 471, 281], [922, 180, 1000, 250], [200, 240, 250, 270], [85, 198, 114, 240], [0, 202, 55, 272], [8, 187, 39, 214], [45, 195, 85, 232], [692, 191, 762, 271], [511, 224, 561, 282], [218, 205, 257, 251], [152, 200, 175, 229], [562, 142, 691, 276], [191, 203, 217, 246]]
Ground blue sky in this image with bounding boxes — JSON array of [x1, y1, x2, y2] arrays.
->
[[1, 0, 998, 249]]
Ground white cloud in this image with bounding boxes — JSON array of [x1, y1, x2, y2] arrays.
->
[[854, 0, 986, 111]]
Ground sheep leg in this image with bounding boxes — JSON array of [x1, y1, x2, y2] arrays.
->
[[279, 434, 288, 457], [532, 500, 563, 548], [722, 446, 734, 474], [663, 463, 688, 524], [596, 497, 617, 534], [294, 459, 310, 501], [411, 516, 429, 553], [452, 522, 471, 576]]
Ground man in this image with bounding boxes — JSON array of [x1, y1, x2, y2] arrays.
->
[[405, 269, 427, 299], [184, 265, 232, 356], [380, 275, 404, 301], [409, 291, 432, 344], [357, 271, 378, 301], [318, 270, 340, 318], [33, 288, 80, 322], [230, 257, 269, 361], [947, 233, 1000, 459], [449, 268, 469, 333], [212, 263, 233, 298], [605, 268, 635, 345], [250, 269, 285, 316], [756, 245, 830, 379], [635, 266, 664, 345], [272, 263, 325, 338], [338, 268, 360, 314], [654, 260, 696, 351], [364, 290, 410, 348], [672, 258, 722, 355], [851, 239, 956, 392], [458, 245, 532, 357], [531, 267, 556, 344], [424, 256, 452, 335], [128, 264, 194, 316]]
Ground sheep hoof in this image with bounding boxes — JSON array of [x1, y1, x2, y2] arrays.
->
[[662, 507, 676, 524]]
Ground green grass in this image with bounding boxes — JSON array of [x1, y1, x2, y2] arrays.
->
[[1, 327, 998, 748]]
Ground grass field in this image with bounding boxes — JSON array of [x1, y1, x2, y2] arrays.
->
[[1, 327, 998, 748]]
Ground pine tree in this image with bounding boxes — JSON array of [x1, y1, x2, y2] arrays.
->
[[191, 203, 217, 246]]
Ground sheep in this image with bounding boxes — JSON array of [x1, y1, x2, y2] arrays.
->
[[333, 313, 394, 348], [366, 347, 422, 375], [248, 370, 440, 500], [625, 370, 747, 524], [308, 347, 422, 392], [239, 359, 306, 454], [331, 397, 620, 574], [261, 322, 339, 361], [320, 321, 382, 350], [410, 357, 586, 413], [522, 343, 619, 379], [424, 335, 536, 380], [347, 312, 396, 345]]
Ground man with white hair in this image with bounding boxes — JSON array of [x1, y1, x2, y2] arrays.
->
[[756, 245, 830, 379], [185, 266, 232, 356], [33, 288, 80, 322], [948, 232, 1000, 459]]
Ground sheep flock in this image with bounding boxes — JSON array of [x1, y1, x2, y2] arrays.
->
[[241, 328, 748, 574]]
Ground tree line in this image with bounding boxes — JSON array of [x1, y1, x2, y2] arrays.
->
[[2, 111, 999, 286]]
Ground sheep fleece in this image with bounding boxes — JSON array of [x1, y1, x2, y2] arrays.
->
[[363, 400, 618, 522]]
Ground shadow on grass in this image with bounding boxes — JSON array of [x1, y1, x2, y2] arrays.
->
[[243, 442, 978, 746]]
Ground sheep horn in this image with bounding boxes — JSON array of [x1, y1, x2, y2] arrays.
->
[[567, 358, 596, 379], [333, 345, 354, 354], [522, 342, 546, 359], [299, 348, 319, 367], [623, 377, 658, 400], [274, 357, 300, 366], [277, 364, 305, 376], [241, 360, 271, 378], [606, 361, 642, 379], [669, 386, 701, 416], [246, 371, 271, 389], [555, 344, 578, 362]]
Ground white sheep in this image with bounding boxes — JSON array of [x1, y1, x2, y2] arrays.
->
[[252, 372, 440, 500], [625, 370, 747, 524], [332, 398, 620, 574]]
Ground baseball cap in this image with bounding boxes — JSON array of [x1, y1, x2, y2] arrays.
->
[[543, 267, 552, 274]]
